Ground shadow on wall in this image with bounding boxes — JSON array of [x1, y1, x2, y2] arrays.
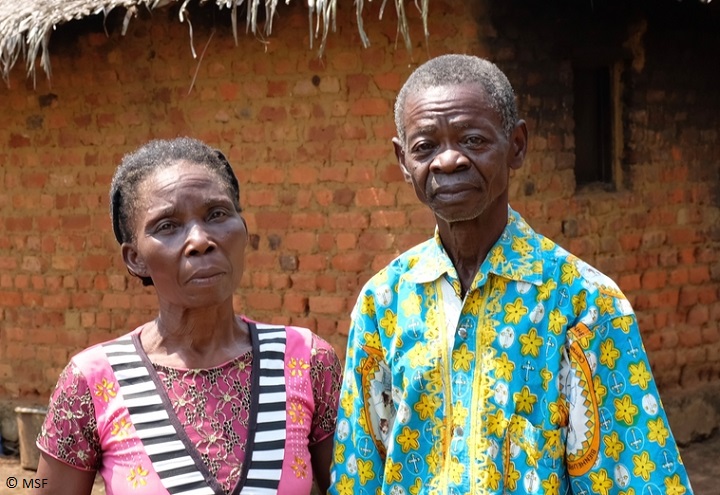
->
[[663, 382, 720, 445]]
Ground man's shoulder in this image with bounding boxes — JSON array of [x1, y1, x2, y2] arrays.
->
[[363, 237, 436, 286], [552, 243, 623, 291], [390, 237, 437, 269]]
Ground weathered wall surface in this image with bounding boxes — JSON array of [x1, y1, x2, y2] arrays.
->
[[0, 0, 717, 418]]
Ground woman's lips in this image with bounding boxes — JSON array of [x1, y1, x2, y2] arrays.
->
[[187, 269, 225, 284]]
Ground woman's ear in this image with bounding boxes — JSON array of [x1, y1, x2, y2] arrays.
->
[[121, 242, 148, 279]]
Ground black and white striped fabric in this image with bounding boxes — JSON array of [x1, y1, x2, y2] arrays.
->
[[242, 324, 288, 494], [102, 323, 288, 495]]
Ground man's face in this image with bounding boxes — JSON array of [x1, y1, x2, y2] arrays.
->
[[393, 83, 525, 224]]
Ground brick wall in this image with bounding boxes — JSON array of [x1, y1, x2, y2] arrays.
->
[[621, 12, 720, 390], [0, 0, 718, 406]]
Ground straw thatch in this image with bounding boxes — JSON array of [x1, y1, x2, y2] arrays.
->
[[0, 0, 430, 83]]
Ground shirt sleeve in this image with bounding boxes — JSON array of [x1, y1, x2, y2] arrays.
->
[[328, 292, 387, 495], [36, 361, 101, 471], [309, 334, 342, 445], [563, 313, 694, 493]]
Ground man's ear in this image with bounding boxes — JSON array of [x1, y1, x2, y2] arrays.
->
[[392, 137, 413, 184], [508, 120, 528, 170], [121, 242, 148, 280]]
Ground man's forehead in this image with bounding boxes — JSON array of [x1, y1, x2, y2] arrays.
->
[[402, 83, 495, 120], [405, 81, 488, 102]]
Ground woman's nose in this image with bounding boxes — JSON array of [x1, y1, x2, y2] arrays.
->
[[429, 148, 470, 174], [184, 222, 216, 256]]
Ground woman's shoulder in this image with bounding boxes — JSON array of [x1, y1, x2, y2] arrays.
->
[[69, 328, 140, 370], [285, 324, 337, 354], [245, 318, 336, 357]]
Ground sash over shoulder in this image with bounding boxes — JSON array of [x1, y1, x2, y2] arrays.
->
[[102, 323, 288, 495]]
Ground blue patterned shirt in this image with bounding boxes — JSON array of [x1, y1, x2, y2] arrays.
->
[[329, 208, 693, 495]]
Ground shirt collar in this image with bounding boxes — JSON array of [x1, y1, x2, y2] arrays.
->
[[404, 207, 545, 288]]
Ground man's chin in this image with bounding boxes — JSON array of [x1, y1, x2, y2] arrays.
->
[[435, 209, 483, 224], [431, 198, 508, 225]]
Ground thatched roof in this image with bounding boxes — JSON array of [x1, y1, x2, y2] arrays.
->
[[0, 0, 430, 83]]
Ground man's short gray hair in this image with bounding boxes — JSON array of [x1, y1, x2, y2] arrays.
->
[[394, 54, 518, 145]]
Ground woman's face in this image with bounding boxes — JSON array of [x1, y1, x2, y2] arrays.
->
[[122, 160, 247, 308]]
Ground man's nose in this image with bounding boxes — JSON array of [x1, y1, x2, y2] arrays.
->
[[429, 148, 470, 174], [184, 222, 216, 256]]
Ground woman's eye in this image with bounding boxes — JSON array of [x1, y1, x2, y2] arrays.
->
[[155, 222, 175, 233], [209, 209, 227, 220]]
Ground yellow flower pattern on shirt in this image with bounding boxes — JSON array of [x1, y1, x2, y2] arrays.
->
[[291, 456, 308, 479], [127, 465, 148, 489], [289, 401, 306, 425], [288, 357, 310, 377], [94, 378, 117, 402], [329, 208, 694, 495], [110, 418, 132, 439]]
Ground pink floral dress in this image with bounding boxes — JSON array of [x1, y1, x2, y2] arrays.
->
[[38, 317, 341, 495]]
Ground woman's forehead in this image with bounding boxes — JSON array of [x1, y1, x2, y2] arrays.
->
[[141, 160, 214, 185], [136, 161, 227, 201]]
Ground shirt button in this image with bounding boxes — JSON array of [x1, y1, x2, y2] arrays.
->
[[454, 426, 464, 437], [458, 328, 468, 339]]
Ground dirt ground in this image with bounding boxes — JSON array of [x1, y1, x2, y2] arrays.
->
[[0, 434, 718, 494]]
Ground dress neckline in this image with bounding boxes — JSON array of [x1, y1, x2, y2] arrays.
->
[[129, 320, 263, 495]]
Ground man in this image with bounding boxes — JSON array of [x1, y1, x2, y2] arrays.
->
[[329, 54, 693, 495]]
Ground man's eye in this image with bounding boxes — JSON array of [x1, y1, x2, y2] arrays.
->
[[463, 135, 484, 146], [412, 142, 435, 153]]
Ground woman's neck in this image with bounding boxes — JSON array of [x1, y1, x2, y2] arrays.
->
[[140, 300, 251, 369]]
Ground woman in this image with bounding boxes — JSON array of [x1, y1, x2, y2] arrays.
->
[[35, 137, 341, 495]]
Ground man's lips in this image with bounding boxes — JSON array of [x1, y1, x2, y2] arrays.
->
[[429, 176, 477, 195], [429, 181, 476, 198]]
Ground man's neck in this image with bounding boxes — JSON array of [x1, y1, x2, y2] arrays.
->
[[436, 205, 508, 296]]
